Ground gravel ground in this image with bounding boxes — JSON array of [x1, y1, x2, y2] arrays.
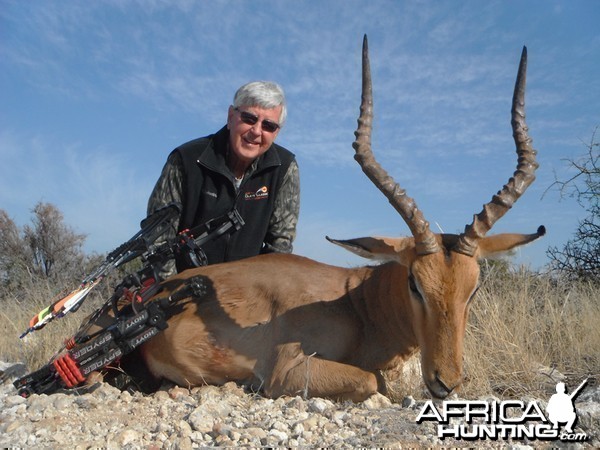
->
[[1, 361, 598, 449]]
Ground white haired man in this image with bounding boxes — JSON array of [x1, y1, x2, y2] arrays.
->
[[148, 81, 300, 277]]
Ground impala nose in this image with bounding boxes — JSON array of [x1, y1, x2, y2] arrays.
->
[[427, 372, 458, 399]]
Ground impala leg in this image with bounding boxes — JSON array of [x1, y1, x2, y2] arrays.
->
[[264, 343, 379, 402]]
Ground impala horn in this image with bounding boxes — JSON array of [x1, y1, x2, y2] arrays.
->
[[454, 47, 539, 256], [352, 35, 440, 255]]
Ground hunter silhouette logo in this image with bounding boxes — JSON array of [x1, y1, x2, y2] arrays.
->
[[416, 378, 589, 442], [546, 379, 587, 434]]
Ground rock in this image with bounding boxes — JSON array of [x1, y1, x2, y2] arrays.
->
[[402, 395, 416, 408], [245, 426, 267, 440], [362, 392, 392, 409], [331, 410, 348, 426], [268, 428, 289, 444], [308, 397, 331, 413], [187, 408, 215, 433], [4, 394, 27, 406], [117, 428, 140, 446], [177, 419, 192, 437]]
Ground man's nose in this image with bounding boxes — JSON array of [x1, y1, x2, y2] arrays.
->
[[247, 123, 263, 136]]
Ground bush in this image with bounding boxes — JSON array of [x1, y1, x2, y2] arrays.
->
[[546, 126, 600, 282]]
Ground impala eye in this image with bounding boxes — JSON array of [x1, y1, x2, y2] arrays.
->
[[408, 274, 423, 302]]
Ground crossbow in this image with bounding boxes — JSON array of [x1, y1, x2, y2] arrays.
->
[[13, 203, 243, 397]]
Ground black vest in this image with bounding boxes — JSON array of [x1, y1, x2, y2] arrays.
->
[[175, 126, 295, 269]]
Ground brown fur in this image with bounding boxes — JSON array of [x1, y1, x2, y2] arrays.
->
[[140, 232, 541, 401]]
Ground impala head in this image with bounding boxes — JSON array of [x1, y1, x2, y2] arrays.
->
[[329, 36, 545, 398]]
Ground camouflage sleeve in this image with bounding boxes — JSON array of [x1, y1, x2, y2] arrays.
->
[[146, 152, 185, 278], [263, 159, 300, 254], [147, 151, 185, 218]]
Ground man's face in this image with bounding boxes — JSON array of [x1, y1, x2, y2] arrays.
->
[[227, 105, 282, 165]]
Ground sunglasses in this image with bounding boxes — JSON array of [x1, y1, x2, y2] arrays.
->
[[235, 108, 281, 133]]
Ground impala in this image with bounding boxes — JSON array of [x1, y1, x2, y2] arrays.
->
[[139, 36, 544, 402]]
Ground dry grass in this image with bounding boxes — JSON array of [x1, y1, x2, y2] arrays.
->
[[461, 266, 599, 399], [1, 266, 599, 401], [0, 282, 108, 371]]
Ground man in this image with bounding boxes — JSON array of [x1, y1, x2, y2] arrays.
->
[[148, 81, 300, 277], [105, 82, 299, 392]]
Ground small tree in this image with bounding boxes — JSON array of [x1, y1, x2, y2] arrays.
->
[[546, 126, 600, 282], [0, 210, 30, 289], [23, 202, 87, 279], [0, 202, 88, 293]]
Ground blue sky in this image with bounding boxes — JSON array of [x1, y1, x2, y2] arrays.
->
[[1, 0, 599, 270]]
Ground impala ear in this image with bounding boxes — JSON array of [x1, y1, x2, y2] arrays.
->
[[326, 236, 415, 263], [477, 225, 546, 258]]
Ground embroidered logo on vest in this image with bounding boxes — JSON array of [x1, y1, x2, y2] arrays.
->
[[244, 186, 269, 201]]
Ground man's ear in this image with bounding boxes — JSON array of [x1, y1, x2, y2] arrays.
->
[[227, 105, 235, 129], [326, 235, 416, 265]]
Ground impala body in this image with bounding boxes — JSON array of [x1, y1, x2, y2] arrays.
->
[[138, 37, 544, 402]]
